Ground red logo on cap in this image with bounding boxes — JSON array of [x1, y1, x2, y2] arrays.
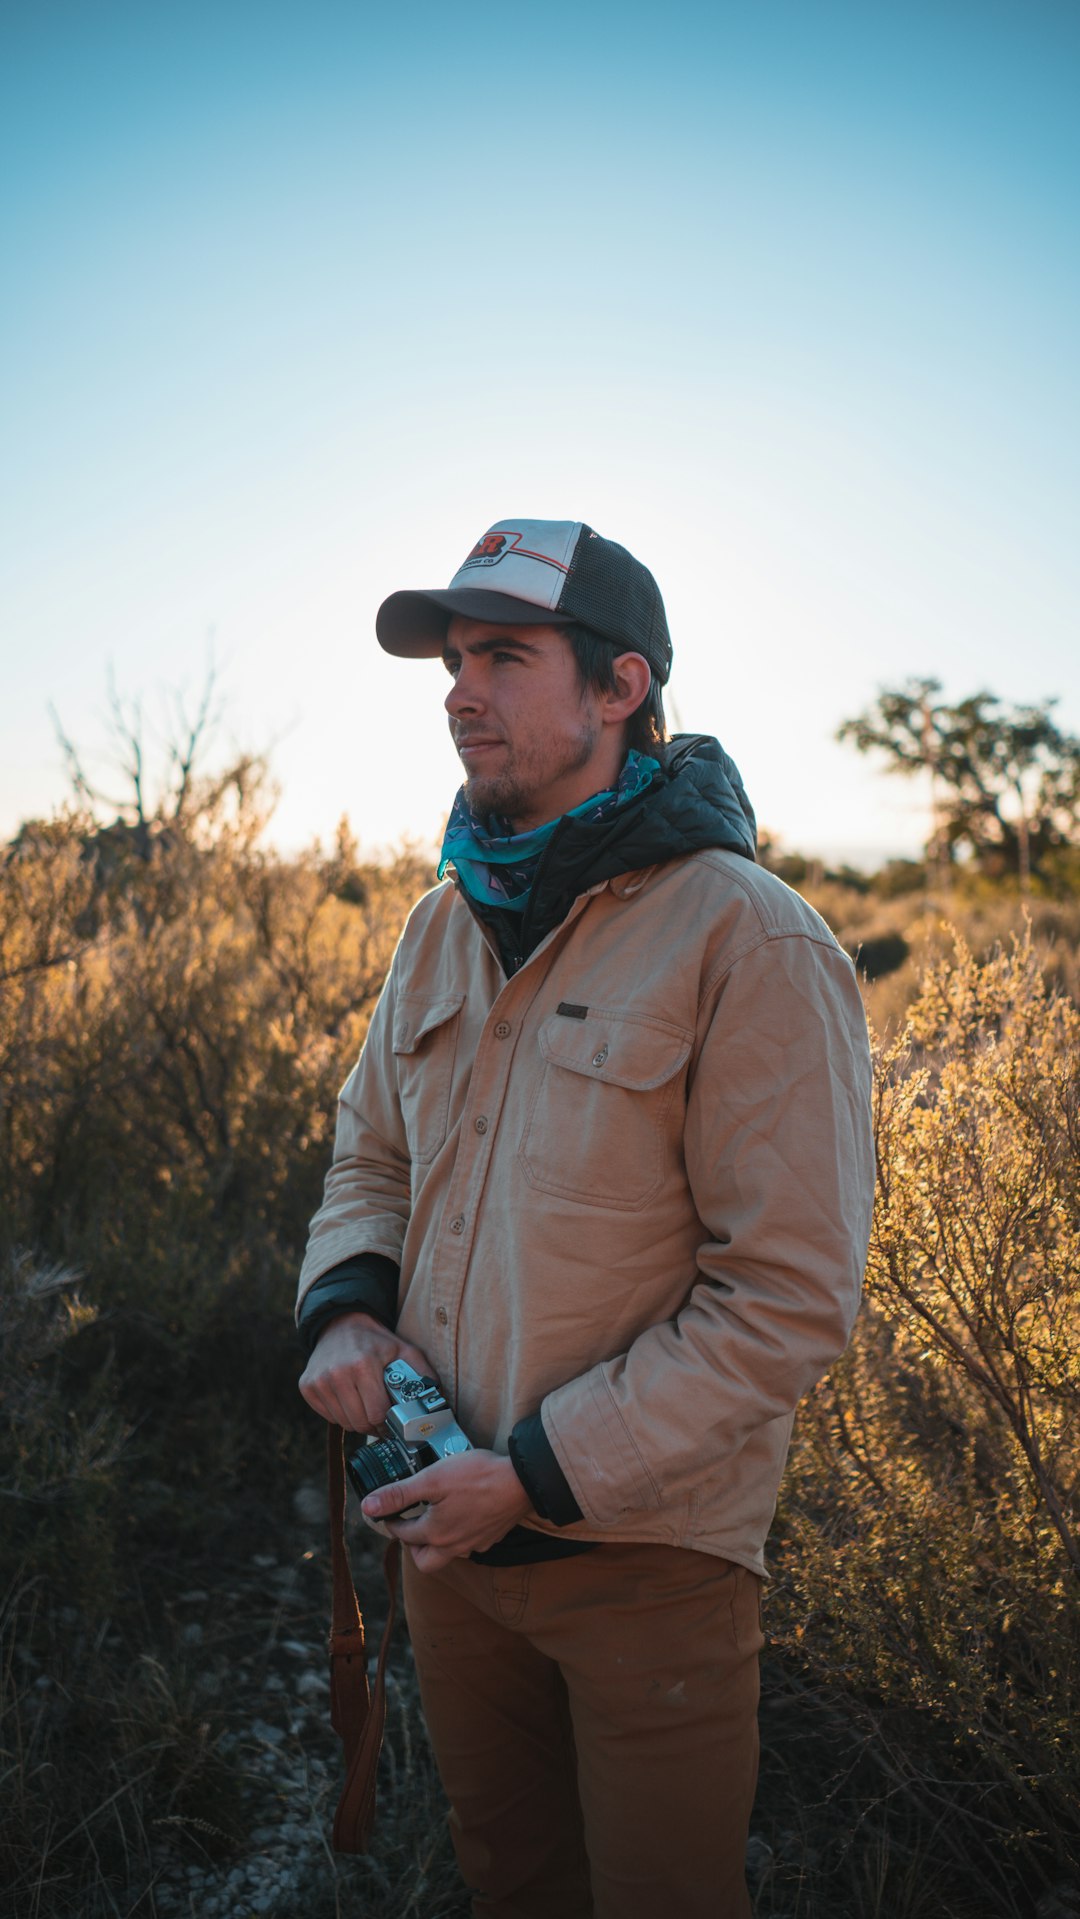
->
[[467, 533, 508, 563]]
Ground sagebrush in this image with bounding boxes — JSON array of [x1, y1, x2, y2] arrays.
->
[[1, 775, 1077, 1915]]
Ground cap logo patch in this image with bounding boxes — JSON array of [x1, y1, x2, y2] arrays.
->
[[466, 533, 509, 564], [460, 529, 570, 575]]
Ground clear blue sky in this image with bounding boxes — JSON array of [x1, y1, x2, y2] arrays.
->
[[3, 0, 1078, 864]]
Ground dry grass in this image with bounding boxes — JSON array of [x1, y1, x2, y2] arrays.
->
[[2, 804, 1078, 1916]]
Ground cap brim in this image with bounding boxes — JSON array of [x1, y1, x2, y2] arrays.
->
[[376, 588, 575, 659]]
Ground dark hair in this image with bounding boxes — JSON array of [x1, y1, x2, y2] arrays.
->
[[562, 623, 669, 755]]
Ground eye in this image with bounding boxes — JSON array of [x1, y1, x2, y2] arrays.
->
[[443, 655, 461, 678]]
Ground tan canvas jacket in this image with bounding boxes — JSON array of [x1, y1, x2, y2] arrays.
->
[[298, 849, 874, 1576]]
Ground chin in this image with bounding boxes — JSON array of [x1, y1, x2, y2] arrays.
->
[[466, 778, 516, 822]]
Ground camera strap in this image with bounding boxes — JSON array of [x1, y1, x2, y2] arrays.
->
[[326, 1422, 401, 1853]]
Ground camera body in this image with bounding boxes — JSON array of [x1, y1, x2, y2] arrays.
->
[[346, 1361, 472, 1519]]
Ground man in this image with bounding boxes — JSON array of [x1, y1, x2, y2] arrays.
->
[[297, 519, 874, 1919]]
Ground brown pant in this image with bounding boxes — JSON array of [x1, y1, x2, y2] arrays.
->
[[402, 1542, 763, 1919]]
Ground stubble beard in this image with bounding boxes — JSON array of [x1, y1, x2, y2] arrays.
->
[[461, 716, 601, 829]]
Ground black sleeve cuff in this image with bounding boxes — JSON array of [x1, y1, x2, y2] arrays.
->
[[296, 1254, 400, 1356], [508, 1412, 584, 1527]]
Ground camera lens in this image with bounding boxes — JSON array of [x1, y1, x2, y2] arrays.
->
[[346, 1438, 414, 1501]]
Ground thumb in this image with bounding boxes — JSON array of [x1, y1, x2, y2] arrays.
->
[[361, 1461, 441, 1521]]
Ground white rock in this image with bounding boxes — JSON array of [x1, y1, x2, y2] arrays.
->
[[249, 1718, 286, 1745]]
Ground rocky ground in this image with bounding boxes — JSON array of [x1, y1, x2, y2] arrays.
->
[[143, 1477, 465, 1919]]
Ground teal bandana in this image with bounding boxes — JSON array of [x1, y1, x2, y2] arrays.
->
[[438, 750, 661, 913]]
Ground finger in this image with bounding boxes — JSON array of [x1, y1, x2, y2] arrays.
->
[[298, 1377, 351, 1429], [408, 1543, 455, 1574], [298, 1377, 343, 1425], [361, 1486, 421, 1524], [382, 1510, 427, 1536], [302, 1365, 385, 1433], [361, 1464, 441, 1523], [339, 1376, 391, 1432], [399, 1340, 439, 1379]]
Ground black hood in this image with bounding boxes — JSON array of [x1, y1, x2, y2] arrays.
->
[[467, 734, 757, 974], [615, 732, 757, 869], [526, 731, 755, 928]]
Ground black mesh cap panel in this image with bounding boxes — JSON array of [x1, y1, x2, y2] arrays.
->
[[558, 526, 673, 684]]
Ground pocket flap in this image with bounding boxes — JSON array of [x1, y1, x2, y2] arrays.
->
[[538, 1010, 692, 1091], [393, 994, 466, 1055]]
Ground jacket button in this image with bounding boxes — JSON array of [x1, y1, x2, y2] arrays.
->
[[494, 1021, 511, 1038], [592, 1046, 608, 1067], [435, 1306, 448, 1326], [449, 1214, 465, 1234], [475, 1116, 488, 1134]]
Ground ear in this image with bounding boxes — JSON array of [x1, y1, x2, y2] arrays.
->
[[598, 652, 652, 728]]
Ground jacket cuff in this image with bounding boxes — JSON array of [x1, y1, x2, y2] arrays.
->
[[296, 1255, 400, 1356], [508, 1412, 584, 1526]]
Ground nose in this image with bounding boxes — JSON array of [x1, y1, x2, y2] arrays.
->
[[444, 659, 484, 719]]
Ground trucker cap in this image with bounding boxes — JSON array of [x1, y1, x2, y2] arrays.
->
[[375, 519, 673, 686]]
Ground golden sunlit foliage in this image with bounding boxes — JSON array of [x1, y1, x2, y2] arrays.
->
[[0, 804, 431, 1320], [1, 770, 1077, 1910], [0, 792, 437, 1915], [776, 932, 1080, 1878]]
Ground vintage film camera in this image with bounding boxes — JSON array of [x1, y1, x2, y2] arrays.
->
[[346, 1361, 472, 1519]]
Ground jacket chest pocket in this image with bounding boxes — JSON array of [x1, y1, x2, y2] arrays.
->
[[519, 1009, 693, 1210], [392, 993, 465, 1162]]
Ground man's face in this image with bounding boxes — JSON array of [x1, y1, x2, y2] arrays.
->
[[443, 617, 611, 833]]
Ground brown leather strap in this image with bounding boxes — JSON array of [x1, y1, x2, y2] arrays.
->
[[327, 1423, 401, 1853]]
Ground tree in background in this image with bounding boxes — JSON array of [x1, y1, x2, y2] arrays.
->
[[837, 678, 1080, 890]]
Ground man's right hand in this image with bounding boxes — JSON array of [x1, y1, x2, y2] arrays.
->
[[298, 1312, 437, 1433]]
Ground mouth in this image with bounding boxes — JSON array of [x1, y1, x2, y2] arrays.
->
[[456, 738, 504, 761]]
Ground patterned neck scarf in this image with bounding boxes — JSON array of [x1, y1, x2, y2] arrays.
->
[[438, 750, 661, 913]]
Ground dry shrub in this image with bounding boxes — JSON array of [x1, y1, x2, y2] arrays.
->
[[5, 748, 1079, 1912], [0, 1254, 128, 1617], [775, 929, 1080, 1891], [0, 807, 434, 1464], [0, 797, 436, 1913]]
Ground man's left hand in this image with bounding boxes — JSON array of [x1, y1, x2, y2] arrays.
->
[[360, 1450, 533, 1573]]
